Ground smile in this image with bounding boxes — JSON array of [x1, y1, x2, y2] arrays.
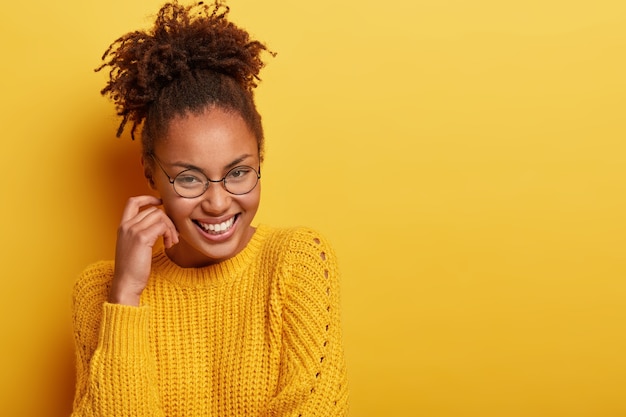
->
[[194, 216, 237, 235]]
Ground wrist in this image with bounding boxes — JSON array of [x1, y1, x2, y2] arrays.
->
[[108, 292, 141, 306], [108, 280, 143, 306]]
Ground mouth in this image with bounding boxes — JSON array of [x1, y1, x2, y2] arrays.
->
[[193, 215, 238, 235]]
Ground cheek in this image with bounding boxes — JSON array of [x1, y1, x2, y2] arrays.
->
[[241, 187, 261, 210], [161, 198, 194, 222]]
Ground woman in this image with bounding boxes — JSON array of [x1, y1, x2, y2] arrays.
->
[[71, 2, 349, 416]]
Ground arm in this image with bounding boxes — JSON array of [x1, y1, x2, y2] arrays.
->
[[268, 228, 349, 417], [71, 195, 177, 417], [71, 263, 165, 417]]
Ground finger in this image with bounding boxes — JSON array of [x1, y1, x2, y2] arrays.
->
[[138, 209, 179, 246], [120, 195, 163, 222], [121, 206, 163, 229], [162, 228, 179, 248], [127, 208, 179, 246]]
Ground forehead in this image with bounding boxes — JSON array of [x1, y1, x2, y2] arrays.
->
[[156, 107, 258, 168]]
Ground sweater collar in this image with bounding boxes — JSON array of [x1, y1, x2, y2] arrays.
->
[[150, 224, 269, 288]]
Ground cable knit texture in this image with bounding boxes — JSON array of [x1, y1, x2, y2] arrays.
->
[[71, 225, 348, 417]]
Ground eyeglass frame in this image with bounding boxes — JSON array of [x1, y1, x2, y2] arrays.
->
[[149, 153, 261, 198]]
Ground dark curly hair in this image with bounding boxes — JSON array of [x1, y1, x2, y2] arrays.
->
[[96, 0, 273, 161]]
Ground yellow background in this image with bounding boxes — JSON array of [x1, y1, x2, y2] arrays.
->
[[1, 1, 625, 416]]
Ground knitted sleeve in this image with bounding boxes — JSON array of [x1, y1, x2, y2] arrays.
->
[[267, 228, 349, 417], [70, 262, 164, 417]]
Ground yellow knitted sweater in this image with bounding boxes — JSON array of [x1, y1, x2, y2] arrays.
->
[[71, 225, 348, 417]]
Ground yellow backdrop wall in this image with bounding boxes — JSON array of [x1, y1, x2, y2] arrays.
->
[[1, 1, 625, 416]]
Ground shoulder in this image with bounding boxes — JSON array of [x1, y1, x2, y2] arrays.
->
[[259, 225, 336, 255], [72, 260, 114, 317], [259, 226, 340, 299], [73, 260, 114, 297], [259, 225, 338, 269]]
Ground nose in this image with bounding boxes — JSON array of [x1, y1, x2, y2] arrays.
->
[[200, 182, 231, 214]]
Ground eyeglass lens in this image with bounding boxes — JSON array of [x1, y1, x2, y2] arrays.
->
[[173, 166, 259, 197]]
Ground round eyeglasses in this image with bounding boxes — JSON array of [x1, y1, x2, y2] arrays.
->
[[150, 154, 260, 198]]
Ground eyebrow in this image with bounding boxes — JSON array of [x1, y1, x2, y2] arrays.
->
[[225, 154, 255, 169], [169, 154, 255, 172]]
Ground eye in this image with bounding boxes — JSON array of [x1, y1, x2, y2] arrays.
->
[[174, 170, 206, 188], [227, 166, 252, 181]]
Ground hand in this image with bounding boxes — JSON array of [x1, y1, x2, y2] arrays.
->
[[108, 195, 179, 306]]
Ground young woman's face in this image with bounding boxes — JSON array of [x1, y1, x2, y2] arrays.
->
[[148, 106, 261, 268]]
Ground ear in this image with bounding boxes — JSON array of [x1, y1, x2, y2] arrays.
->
[[141, 155, 157, 190]]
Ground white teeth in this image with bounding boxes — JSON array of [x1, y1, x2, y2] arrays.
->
[[197, 217, 235, 234]]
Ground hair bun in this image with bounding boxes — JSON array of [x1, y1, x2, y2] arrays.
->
[[97, 1, 273, 137]]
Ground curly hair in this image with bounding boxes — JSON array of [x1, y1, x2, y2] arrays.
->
[[96, 0, 274, 160]]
